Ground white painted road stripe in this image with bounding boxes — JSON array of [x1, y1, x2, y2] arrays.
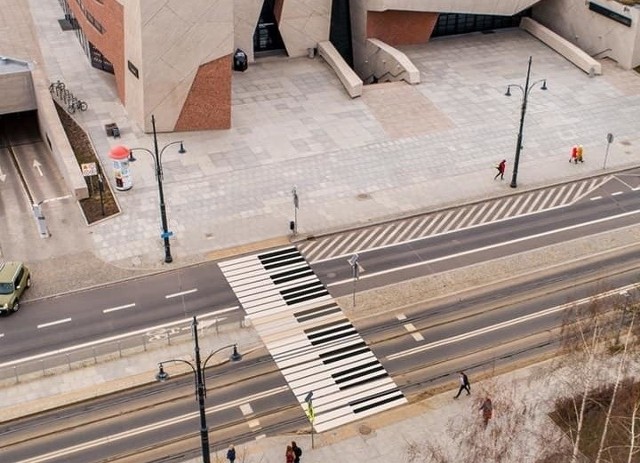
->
[[37, 318, 71, 329], [612, 191, 623, 196], [0, 307, 239, 368], [386, 284, 632, 361], [102, 303, 136, 314], [328, 208, 640, 287], [165, 288, 198, 299], [590, 196, 602, 200], [14, 385, 290, 463], [0, 333, 4, 339]]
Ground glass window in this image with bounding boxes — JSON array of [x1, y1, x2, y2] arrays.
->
[[0, 282, 14, 294]]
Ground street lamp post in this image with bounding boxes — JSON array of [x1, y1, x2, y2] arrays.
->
[[505, 56, 547, 189], [129, 114, 186, 263], [156, 316, 242, 463]]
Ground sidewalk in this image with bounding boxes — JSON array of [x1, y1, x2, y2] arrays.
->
[[1, 0, 640, 300]]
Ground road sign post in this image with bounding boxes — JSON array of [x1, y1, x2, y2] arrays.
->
[[603, 133, 614, 170], [304, 391, 315, 448], [348, 254, 360, 308], [292, 186, 299, 235]]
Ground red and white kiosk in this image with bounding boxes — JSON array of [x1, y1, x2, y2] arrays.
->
[[108, 145, 133, 191]]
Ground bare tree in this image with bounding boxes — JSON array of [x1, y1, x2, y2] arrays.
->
[[405, 380, 566, 463], [595, 313, 635, 463]]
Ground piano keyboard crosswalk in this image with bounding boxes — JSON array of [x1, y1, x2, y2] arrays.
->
[[219, 246, 407, 432]]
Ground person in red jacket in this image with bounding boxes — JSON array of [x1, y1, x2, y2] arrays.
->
[[570, 145, 578, 164], [494, 159, 506, 180]]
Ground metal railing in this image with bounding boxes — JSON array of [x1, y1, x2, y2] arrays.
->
[[0, 309, 246, 385]]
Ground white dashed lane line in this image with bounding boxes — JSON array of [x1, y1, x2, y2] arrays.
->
[[612, 191, 623, 196], [165, 288, 198, 299], [37, 318, 72, 329], [0, 333, 4, 339], [396, 313, 425, 342], [590, 196, 602, 201], [103, 303, 136, 314]]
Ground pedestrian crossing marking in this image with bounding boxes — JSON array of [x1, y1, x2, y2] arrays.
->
[[299, 177, 610, 263], [219, 247, 406, 432]]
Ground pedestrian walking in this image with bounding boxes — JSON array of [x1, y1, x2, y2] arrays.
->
[[480, 397, 493, 427], [291, 441, 302, 463], [226, 444, 236, 463], [286, 445, 295, 463], [570, 145, 578, 164], [494, 159, 506, 180], [577, 145, 584, 163], [453, 371, 471, 398]]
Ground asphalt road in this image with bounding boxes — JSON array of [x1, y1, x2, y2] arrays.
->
[[2, 173, 640, 462], [2, 173, 639, 365], [1, 251, 636, 463]]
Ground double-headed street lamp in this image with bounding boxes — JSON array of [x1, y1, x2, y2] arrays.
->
[[128, 114, 186, 263], [505, 56, 547, 189], [156, 316, 242, 463]]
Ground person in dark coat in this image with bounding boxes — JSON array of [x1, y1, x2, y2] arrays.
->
[[291, 441, 302, 463], [226, 444, 236, 462], [453, 371, 471, 398]]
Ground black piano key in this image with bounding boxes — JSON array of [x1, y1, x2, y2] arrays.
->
[[350, 388, 406, 414]]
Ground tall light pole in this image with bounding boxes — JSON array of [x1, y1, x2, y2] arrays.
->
[[156, 316, 242, 463], [129, 115, 186, 263], [505, 56, 547, 188]]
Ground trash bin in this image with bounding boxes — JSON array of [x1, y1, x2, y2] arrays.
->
[[233, 48, 248, 72]]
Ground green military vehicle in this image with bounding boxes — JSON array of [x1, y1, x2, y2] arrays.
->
[[0, 261, 31, 314]]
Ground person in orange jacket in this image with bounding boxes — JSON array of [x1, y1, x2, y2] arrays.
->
[[577, 145, 584, 163]]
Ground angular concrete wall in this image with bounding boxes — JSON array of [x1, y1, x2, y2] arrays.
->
[[234, 0, 263, 63], [362, 38, 420, 84], [125, 0, 234, 132], [533, 0, 640, 70], [278, 0, 332, 57], [0, 65, 36, 115]]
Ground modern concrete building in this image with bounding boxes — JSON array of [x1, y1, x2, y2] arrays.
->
[[51, 0, 640, 133]]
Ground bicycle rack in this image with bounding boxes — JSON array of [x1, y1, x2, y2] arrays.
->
[[48, 80, 88, 114]]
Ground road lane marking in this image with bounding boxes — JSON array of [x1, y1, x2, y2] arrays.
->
[[0, 307, 240, 368], [0, 333, 4, 339], [403, 322, 425, 342], [612, 191, 623, 196], [328, 208, 640, 287], [165, 288, 198, 299], [386, 285, 628, 361], [41, 194, 72, 204], [37, 318, 71, 329], [13, 385, 290, 463], [103, 303, 136, 314], [240, 403, 253, 415], [590, 196, 602, 200], [248, 419, 261, 429]]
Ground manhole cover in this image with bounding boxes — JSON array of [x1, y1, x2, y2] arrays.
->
[[621, 140, 632, 146], [359, 424, 372, 435], [357, 193, 371, 201]]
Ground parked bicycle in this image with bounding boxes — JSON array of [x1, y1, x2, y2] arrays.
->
[[67, 98, 88, 113], [48, 80, 65, 98]]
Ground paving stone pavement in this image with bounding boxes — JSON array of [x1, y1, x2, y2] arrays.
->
[[2, 1, 640, 462]]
